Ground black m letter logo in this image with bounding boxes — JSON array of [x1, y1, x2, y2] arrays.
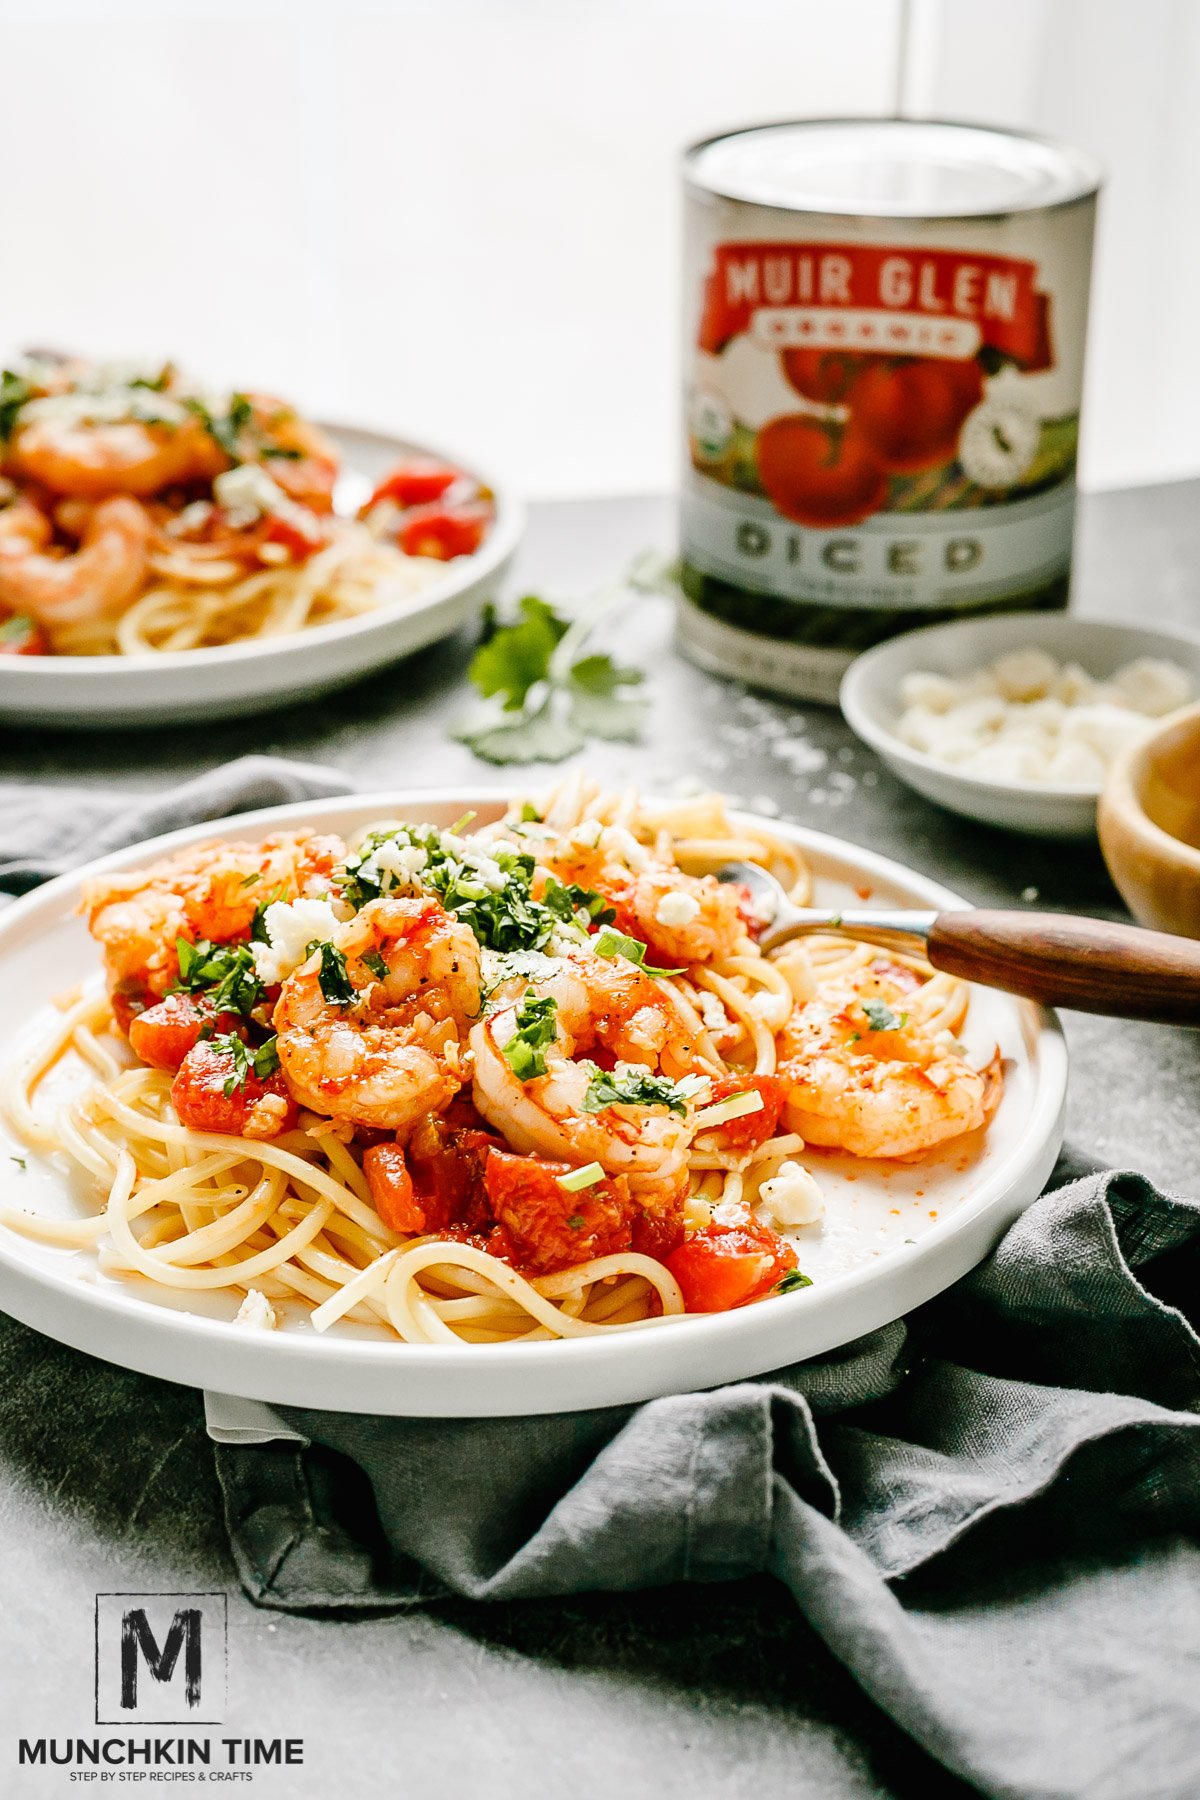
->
[[120, 1609, 202, 1711]]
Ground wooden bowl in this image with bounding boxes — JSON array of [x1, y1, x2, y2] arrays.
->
[[1099, 703, 1200, 938]]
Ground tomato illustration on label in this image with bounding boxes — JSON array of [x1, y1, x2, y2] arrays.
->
[[756, 414, 888, 528], [850, 355, 985, 473]]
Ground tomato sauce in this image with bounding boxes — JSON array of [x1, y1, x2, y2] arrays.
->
[[679, 120, 1101, 701]]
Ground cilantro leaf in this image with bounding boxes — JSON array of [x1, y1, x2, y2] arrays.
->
[[468, 596, 568, 711], [455, 697, 585, 766], [542, 877, 615, 930], [305, 940, 356, 1006], [591, 925, 682, 977], [501, 990, 559, 1080], [184, 392, 253, 461], [776, 1268, 812, 1295], [581, 1064, 698, 1117], [567, 654, 644, 697], [360, 949, 389, 981], [173, 936, 264, 1018], [208, 1032, 280, 1096], [0, 370, 33, 442], [862, 1000, 908, 1033]]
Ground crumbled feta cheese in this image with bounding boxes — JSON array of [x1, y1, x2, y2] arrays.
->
[[369, 838, 430, 887], [756, 1162, 824, 1228], [655, 889, 701, 929], [568, 819, 603, 849], [235, 1289, 276, 1330], [213, 462, 290, 519], [251, 897, 343, 985], [991, 648, 1059, 703], [1107, 657, 1193, 718], [894, 649, 1192, 787]]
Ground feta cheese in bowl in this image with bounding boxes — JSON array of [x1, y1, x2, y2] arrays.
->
[[840, 613, 1200, 839]]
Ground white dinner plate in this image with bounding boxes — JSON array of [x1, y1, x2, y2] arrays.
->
[[0, 792, 1067, 1416], [0, 423, 523, 729]]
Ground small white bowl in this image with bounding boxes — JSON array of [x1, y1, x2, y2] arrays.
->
[[840, 612, 1200, 839]]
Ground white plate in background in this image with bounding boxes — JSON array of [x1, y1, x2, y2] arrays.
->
[[0, 423, 522, 730], [840, 611, 1200, 839], [0, 791, 1067, 1415]]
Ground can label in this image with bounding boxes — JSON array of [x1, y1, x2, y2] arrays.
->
[[682, 206, 1094, 617]]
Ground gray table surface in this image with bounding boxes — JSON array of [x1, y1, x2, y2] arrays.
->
[[2, 483, 1197, 1798]]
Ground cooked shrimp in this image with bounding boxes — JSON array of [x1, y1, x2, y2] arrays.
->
[[243, 395, 340, 513], [619, 867, 748, 967], [777, 968, 1000, 1159], [273, 896, 482, 1129], [484, 943, 708, 1073], [470, 1002, 693, 1188], [82, 829, 348, 1006], [0, 497, 52, 550], [8, 411, 222, 499], [0, 496, 150, 627]]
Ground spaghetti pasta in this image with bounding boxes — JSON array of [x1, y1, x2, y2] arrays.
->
[[4, 787, 1000, 1343]]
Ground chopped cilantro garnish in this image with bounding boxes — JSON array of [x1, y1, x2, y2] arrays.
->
[[209, 1032, 280, 1096], [173, 936, 264, 1018], [776, 1268, 812, 1295], [360, 949, 389, 981], [239, 871, 261, 888], [566, 1214, 585, 1230], [591, 925, 682, 977], [184, 392, 253, 461], [251, 883, 288, 942], [581, 1064, 700, 1117], [9, 1154, 26, 1170], [305, 941, 356, 1006], [501, 990, 559, 1081], [0, 369, 33, 442], [0, 615, 37, 646], [340, 824, 558, 954], [519, 802, 541, 823], [862, 1000, 908, 1033], [542, 876, 615, 931], [261, 444, 301, 459]]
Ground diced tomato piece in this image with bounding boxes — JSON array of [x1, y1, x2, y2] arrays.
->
[[111, 980, 153, 1036], [483, 1148, 633, 1275], [405, 1115, 501, 1233], [367, 460, 462, 510], [263, 508, 324, 561], [630, 1196, 686, 1262], [171, 1040, 296, 1139], [665, 1220, 797, 1313], [397, 502, 491, 561], [0, 615, 48, 656], [128, 991, 242, 1072], [731, 881, 766, 940], [701, 1075, 786, 1150], [363, 1142, 424, 1234]]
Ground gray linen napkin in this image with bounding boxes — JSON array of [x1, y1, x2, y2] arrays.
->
[[4, 764, 1198, 1799], [0, 753, 351, 892], [213, 1163, 1200, 1800]]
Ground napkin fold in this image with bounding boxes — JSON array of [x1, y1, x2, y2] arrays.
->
[[3, 760, 1198, 1800]]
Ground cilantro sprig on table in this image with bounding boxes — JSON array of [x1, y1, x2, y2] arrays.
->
[[455, 559, 672, 765]]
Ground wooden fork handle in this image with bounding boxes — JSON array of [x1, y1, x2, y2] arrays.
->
[[927, 910, 1200, 1024]]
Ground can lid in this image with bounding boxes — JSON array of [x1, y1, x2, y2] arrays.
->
[[685, 119, 1102, 217]]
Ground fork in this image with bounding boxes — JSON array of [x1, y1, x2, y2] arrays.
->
[[716, 860, 1200, 1025]]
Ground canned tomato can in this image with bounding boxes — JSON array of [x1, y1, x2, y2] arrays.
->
[[678, 119, 1102, 702]]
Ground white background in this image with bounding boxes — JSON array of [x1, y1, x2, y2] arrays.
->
[[0, 0, 1194, 498]]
